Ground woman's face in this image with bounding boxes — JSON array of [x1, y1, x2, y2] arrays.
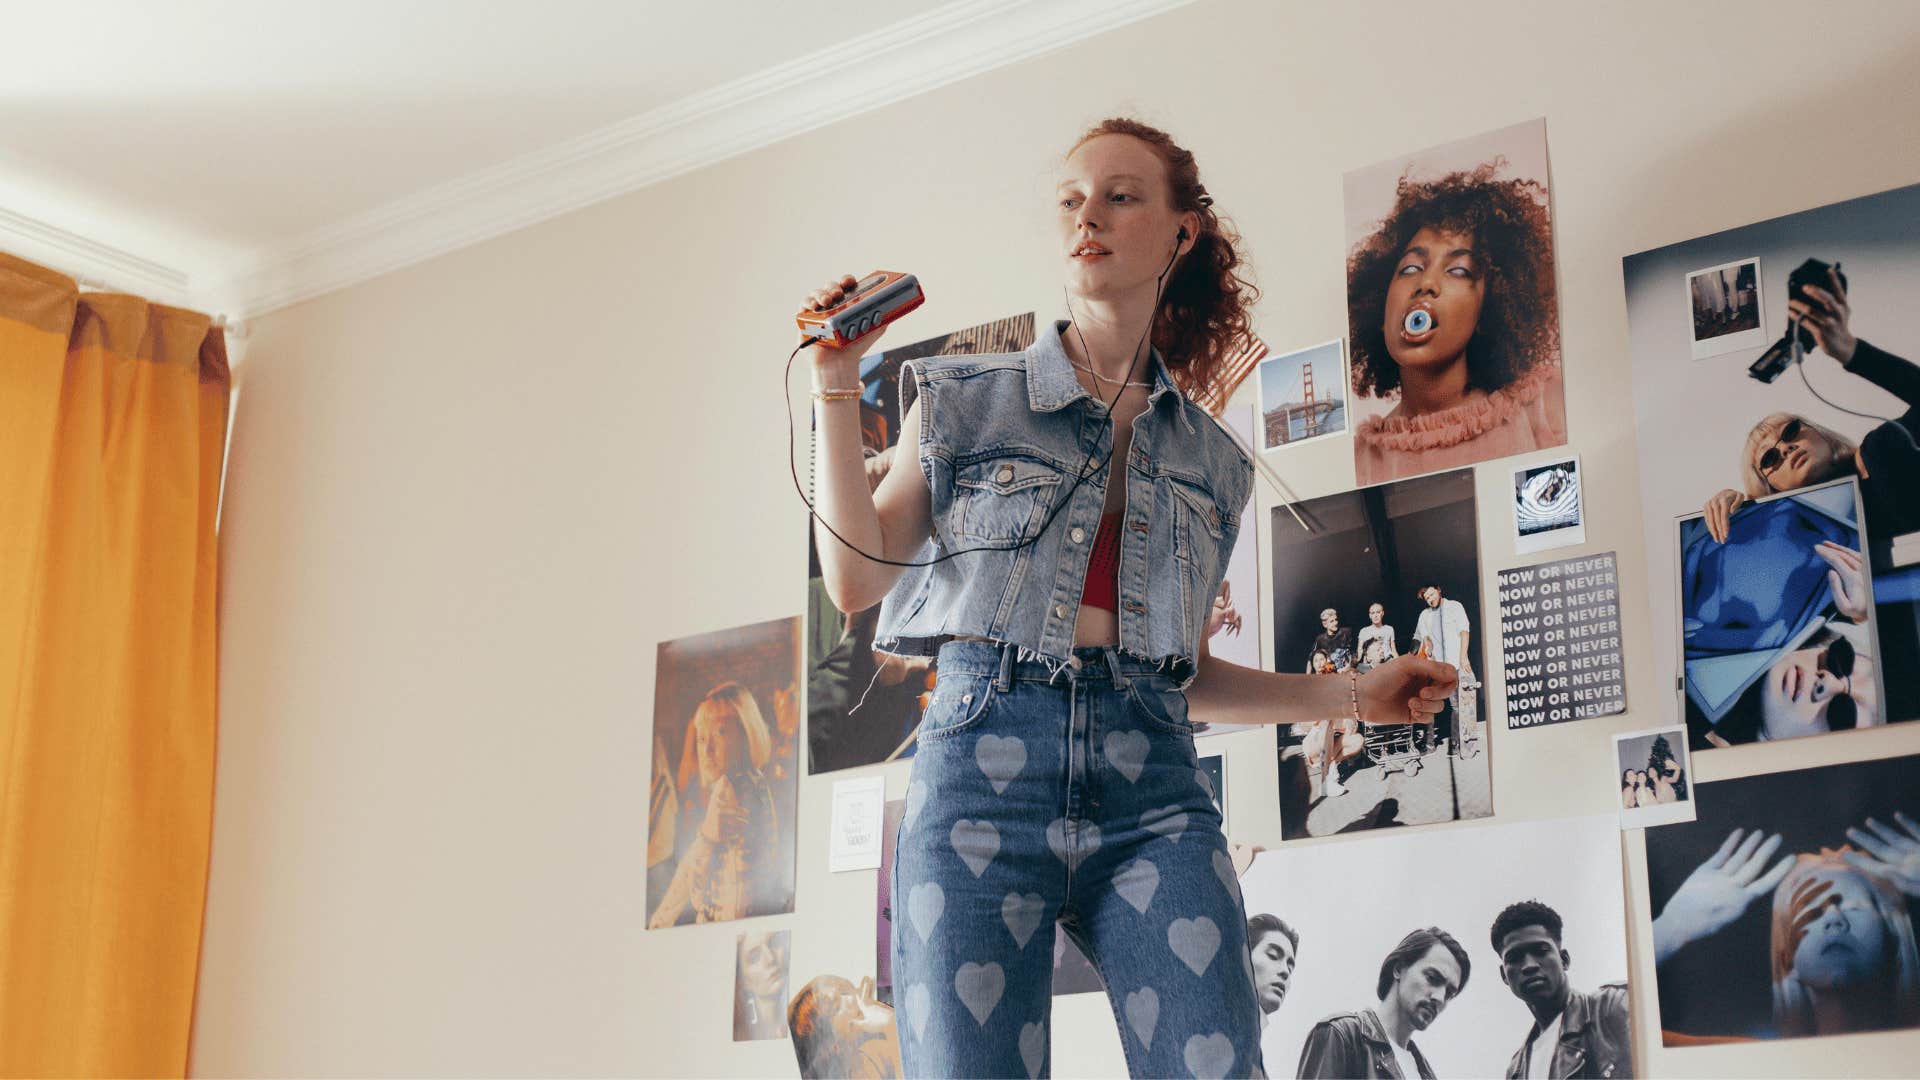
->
[[1750, 415, 1848, 491], [695, 706, 746, 787], [739, 932, 788, 998], [1382, 226, 1486, 374], [1057, 134, 1191, 303], [1788, 871, 1891, 992], [1762, 645, 1878, 739]]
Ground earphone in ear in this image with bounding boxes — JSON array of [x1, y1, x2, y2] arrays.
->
[[1177, 225, 1189, 243]]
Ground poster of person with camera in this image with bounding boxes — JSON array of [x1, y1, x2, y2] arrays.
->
[[1623, 183, 1920, 739]]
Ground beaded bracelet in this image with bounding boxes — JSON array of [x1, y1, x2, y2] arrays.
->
[[1348, 669, 1362, 725]]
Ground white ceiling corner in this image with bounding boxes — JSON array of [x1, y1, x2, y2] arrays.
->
[[8, 0, 1192, 323]]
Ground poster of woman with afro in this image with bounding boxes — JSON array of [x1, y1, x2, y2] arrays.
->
[[1343, 118, 1567, 486]]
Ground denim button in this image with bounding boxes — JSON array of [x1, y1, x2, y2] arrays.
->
[[998, 465, 1014, 483], [1054, 604, 1067, 619], [1070, 527, 1086, 544]]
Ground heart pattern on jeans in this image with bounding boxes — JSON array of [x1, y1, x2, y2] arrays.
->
[[1183, 1032, 1236, 1079], [1168, 915, 1221, 976], [975, 734, 1027, 794], [1125, 986, 1159, 1050], [954, 961, 1006, 1026], [1019, 1020, 1047, 1078], [950, 818, 1001, 878], [908, 881, 945, 941], [1113, 858, 1160, 914], [904, 983, 929, 1040], [1211, 848, 1236, 893], [1104, 729, 1150, 783], [1002, 891, 1045, 949], [1046, 817, 1103, 867], [1143, 804, 1189, 843]]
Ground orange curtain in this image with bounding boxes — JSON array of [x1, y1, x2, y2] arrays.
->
[[0, 252, 228, 1076]]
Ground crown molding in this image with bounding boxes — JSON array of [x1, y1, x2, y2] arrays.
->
[[0, 203, 195, 306], [214, 0, 1198, 320]]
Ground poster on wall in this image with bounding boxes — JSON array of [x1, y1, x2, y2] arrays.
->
[[1622, 183, 1920, 733], [1195, 403, 1267, 738], [1687, 257, 1767, 360], [1675, 478, 1889, 749], [1241, 814, 1630, 1078], [647, 615, 801, 928], [1512, 455, 1585, 554], [1642, 753, 1920, 1045], [734, 929, 793, 1041], [1342, 117, 1567, 486], [1268, 468, 1491, 839], [1259, 340, 1348, 450], [788, 972, 903, 1078], [1496, 551, 1626, 730], [807, 314, 1037, 775], [1612, 725, 1694, 829]]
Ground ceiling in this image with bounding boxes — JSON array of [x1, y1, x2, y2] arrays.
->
[[0, 0, 1190, 321]]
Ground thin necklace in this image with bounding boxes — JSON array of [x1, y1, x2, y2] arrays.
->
[[1071, 356, 1152, 389]]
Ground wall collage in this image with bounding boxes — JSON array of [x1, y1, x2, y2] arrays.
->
[[644, 114, 1920, 1077]]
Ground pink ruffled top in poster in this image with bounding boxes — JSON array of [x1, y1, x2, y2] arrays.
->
[[1353, 363, 1567, 485]]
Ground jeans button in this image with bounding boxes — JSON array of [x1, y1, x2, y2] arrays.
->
[[1070, 526, 1086, 544]]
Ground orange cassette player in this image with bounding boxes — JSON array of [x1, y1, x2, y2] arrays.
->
[[795, 270, 924, 349]]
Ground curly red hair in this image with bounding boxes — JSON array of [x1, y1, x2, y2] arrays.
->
[[1071, 118, 1259, 404]]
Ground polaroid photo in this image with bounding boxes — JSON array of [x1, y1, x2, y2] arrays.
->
[[1613, 725, 1696, 828], [733, 929, 792, 1041], [1258, 339, 1348, 451], [1686, 257, 1767, 360], [1512, 455, 1585, 553]]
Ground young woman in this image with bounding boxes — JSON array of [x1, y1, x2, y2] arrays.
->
[[1621, 769, 1642, 811], [801, 118, 1457, 1078], [1345, 161, 1565, 485], [647, 683, 782, 928]]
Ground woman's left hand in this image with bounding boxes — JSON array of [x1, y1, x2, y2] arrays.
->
[[1814, 541, 1871, 622], [1843, 813, 1920, 899], [1206, 581, 1243, 639], [1355, 654, 1457, 726], [1787, 268, 1857, 364]]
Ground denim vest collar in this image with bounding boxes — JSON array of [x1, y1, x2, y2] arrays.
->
[[1026, 319, 1183, 416]]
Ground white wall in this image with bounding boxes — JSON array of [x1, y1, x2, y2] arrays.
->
[[194, 1, 1920, 1075]]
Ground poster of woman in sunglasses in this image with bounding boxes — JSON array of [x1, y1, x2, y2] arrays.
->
[[1676, 478, 1888, 749], [1624, 183, 1920, 735]]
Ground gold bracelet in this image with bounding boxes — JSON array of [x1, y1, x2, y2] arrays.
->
[[1348, 669, 1362, 725], [811, 389, 862, 402]]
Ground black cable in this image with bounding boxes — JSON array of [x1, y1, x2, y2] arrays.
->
[[787, 233, 1183, 569], [1792, 324, 1920, 454]]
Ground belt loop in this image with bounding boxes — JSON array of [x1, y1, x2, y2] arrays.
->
[[996, 641, 1017, 693], [1101, 646, 1130, 689]]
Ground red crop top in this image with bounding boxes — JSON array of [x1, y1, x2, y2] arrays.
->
[[1080, 511, 1123, 613]]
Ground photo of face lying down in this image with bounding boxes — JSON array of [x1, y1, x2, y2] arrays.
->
[[1645, 754, 1920, 1043], [1677, 477, 1890, 749]]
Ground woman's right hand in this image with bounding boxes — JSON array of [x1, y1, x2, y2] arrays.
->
[[799, 273, 889, 367], [1814, 541, 1871, 622], [1703, 488, 1748, 543], [1651, 828, 1793, 965]]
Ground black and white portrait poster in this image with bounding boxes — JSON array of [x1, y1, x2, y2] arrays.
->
[[1269, 468, 1491, 838], [1512, 455, 1584, 554], [1643, 753, 1920, 1045], [806, 314, 1036, 774], [1241, 814, 1629, 1078], [1623, 184, 1920, 731], [1496, 551, 1626, 730], [647, 616, 800, 928]]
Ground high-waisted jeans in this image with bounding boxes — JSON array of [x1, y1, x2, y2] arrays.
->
[[891, 641, 1265, 1078]]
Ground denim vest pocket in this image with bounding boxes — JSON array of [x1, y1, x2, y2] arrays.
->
[[952, 456, 1062, 545], [916, 671, 998, 741], [1166, 475, 1225, 636], [1124, 679, 1195, 736]]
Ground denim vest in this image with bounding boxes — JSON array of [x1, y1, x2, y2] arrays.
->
[[872, 320, 1252, 684]]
